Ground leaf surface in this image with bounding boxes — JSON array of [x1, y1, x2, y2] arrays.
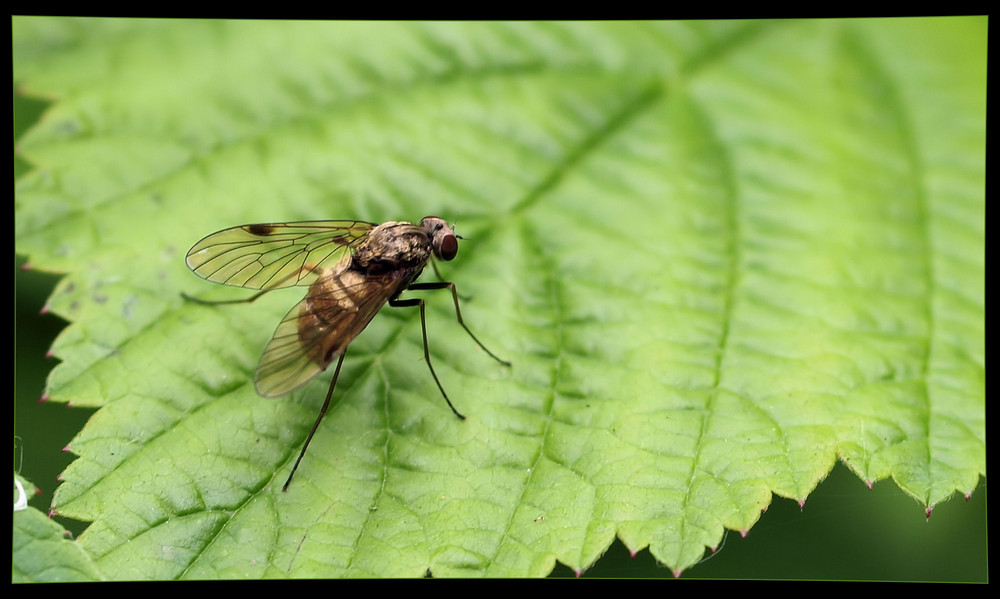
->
[[13, 18, 985, 578]]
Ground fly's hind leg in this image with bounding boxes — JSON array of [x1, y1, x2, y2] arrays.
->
[[182, 263, 322, 306], [282, 351, 348, 492], [181, 289, 272, 306]]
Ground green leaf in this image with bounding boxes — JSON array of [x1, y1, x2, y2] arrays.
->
[[14, 18, 985, 579], [13, 475, 104, 582]]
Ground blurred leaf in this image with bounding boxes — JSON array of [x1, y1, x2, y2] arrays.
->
[[13, 18, 985, 578]]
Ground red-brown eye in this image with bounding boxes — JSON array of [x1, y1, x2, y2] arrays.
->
[[438, 234, 458, 261]]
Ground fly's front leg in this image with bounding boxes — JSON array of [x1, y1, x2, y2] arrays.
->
[[430, 259, 472, 301]]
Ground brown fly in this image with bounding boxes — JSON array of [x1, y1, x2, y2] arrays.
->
[[183, 217, 509, 491]]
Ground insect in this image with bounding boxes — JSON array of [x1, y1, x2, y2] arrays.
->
[[183, 217, 510, 491]]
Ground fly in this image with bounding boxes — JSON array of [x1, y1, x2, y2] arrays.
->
[[183, 217, 510, 491]]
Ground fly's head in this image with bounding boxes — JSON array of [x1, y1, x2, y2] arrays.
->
[[421, 216, 459, 261]]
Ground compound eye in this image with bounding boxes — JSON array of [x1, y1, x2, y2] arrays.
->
[[438, 234, 458, 261]]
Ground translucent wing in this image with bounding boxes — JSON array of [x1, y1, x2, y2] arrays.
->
[[254, 267, 413, 397], [186, 220, 376, 290]]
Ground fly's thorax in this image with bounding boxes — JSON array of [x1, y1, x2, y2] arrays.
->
[[353, 221, 432, 274]]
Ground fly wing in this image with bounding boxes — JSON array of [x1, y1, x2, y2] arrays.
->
[[186, 220, 376, 290], [254, 267, 410, 397]]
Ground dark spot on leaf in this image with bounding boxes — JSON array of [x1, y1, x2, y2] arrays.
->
[[122, 294, 138, 318]]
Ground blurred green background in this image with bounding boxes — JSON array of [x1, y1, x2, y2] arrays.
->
[[13, 59, 986, 582]]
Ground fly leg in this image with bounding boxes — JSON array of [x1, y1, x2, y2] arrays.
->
[[390, 282, 510, 418], [181, 289, 271, 306], [406, 281, 511, 367], [282, 350, 347, 492], [430, 259, 472, 301], [389, 295, 466, 420], [182, 264, 318, 306]]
